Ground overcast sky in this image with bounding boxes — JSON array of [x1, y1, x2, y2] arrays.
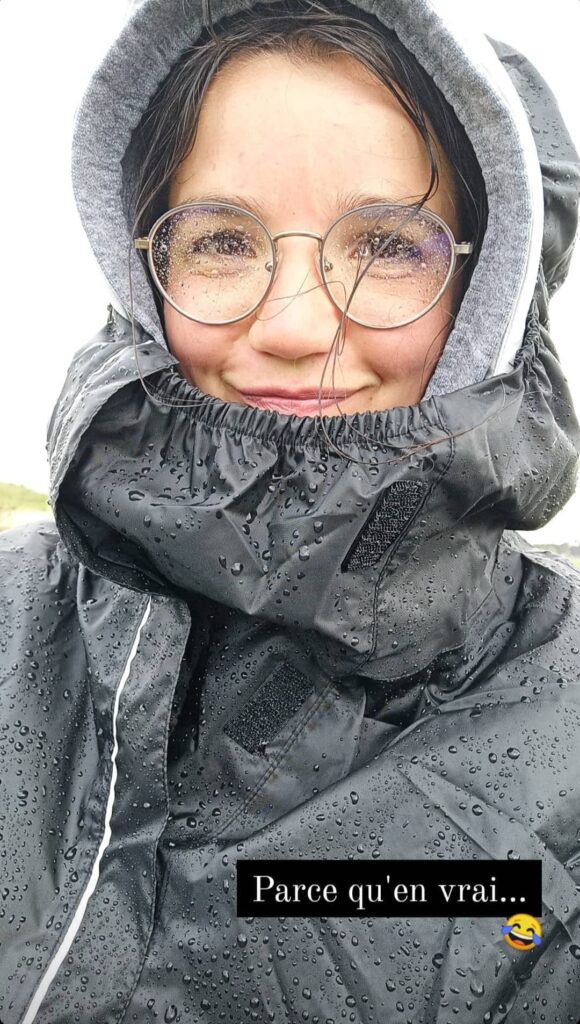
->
[[1, 0, 579, 543]]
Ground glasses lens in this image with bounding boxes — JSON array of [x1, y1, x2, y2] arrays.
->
[[150, 205, 274, 323], [323, 205, 454, 328]]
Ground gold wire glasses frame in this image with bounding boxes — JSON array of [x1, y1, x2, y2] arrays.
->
[[134, 200, 474, 329]]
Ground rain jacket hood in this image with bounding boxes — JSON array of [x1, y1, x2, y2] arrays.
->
[[3, 1, 580, 1022], [48, 0, 580, 678]]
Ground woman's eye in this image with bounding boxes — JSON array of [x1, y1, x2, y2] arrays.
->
[[187, 231, 255, 257], [356, 233, 422, 262]]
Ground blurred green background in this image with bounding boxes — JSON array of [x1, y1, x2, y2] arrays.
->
[[0, 482, 52, 533]]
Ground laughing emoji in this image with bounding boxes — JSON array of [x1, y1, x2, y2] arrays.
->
[[501, 914, 542, 950]]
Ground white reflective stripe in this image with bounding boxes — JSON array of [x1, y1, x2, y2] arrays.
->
[[21, 598, 152, 1024]]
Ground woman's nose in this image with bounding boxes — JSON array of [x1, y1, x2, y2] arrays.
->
[[247, 239, 342, 360]]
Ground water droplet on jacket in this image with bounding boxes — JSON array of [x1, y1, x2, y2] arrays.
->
[[432, 953, 444, 968], [472, 804, 483, 816], [470, 978, 485, 996], [507, 747, 520, 760], [164, 1006, 178, 1022], [298, 546, 310, 561], [128, 490, 145, 501], [569, 945, 580, 960], [231, 562, 243, 576], [350, 791, 359, 804]]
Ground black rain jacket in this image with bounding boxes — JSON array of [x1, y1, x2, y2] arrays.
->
[[2, 1, 580, 1021]]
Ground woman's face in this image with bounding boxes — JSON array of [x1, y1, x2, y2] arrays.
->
[[165, 52, 466, 416]]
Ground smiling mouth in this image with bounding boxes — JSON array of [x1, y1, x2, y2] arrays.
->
[[508, 930, 534, 947], [238, 389, 361, 415]]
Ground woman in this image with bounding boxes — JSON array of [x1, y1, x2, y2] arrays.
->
[[2, 0, 580, 1020]]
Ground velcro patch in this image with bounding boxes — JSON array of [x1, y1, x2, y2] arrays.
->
[[342, 480, 426, 572], [224, 664, 313, 754]]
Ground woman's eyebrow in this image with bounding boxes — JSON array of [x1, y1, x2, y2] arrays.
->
[[177, 192, 269, 221], [334, 189, 420, 215], [175, 189, 418, 222]]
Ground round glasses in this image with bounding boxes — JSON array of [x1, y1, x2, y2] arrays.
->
[[134, 201, 473, 330]]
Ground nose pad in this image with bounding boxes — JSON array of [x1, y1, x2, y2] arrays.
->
[[264, 256, 333, 273], [262, 242, 321, 311], [261, 237, 334, 314]]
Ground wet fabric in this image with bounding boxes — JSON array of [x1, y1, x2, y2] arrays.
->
[[2, 1, 580, 1022]]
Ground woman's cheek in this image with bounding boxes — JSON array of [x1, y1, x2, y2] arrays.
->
[[163, 301, 237, 383], [359, 314, 447, 381]]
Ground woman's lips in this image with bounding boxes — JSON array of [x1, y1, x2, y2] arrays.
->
[[239, 390, 360, 416]]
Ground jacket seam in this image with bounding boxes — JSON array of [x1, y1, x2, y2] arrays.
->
[[113, 682, 337, 987], [115, 600, 193, 1024], [50, 345, 127, 495], [18, 597, 152, 1024], [365, 425, 456, 670], [212, 681, 336, 841]]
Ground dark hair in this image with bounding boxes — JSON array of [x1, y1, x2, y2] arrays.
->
[[134, 0, 486, 255], [130, 0, 487, 424]]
